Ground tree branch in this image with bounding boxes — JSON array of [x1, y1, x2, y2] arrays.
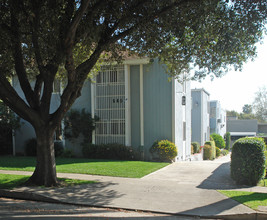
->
[[0, 74, 40, 124], [10, 2, 38, 109], [64, 0, 91, 49]]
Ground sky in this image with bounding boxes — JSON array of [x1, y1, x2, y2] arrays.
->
[[191, 38, 267, 113]]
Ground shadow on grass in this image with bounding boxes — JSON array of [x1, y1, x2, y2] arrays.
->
[[0, 175, 29, 189], [219, 191, 267, 210]]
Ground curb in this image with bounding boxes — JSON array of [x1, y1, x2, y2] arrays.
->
[[0, 189, 62, 204], [1, 189, 267, 220]]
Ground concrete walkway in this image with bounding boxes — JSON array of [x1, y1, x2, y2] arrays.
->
[[1, 155, 267, 219]]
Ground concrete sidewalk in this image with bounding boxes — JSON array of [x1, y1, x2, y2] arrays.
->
[[1, 155, 267, 219]]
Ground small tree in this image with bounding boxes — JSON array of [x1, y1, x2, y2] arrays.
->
[[253, 86, 267, 122], [210, 133, 225, 149], [242, 104, 252, 114]]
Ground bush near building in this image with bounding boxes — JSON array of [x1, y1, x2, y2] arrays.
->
[[231, 137, 266, 186], [191, 142, 200, 154], [210, 133, 225, 149], [216, 147, 221, 158], [203, 141, 216, 160], [82, 143, 136, 160], [150, 140, 177, 162]]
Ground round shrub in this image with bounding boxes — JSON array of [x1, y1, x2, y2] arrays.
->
[[203, 141, 216, 160], [191, 142, 200, 154], [24, 138, 37, 156], [210, 133, 225, 149], [221, 149, 229, 156], [150, 140, 177, 162], [215, 147, 221, 158], [231, 137, 266, 186], [203, 145, 212, 160]]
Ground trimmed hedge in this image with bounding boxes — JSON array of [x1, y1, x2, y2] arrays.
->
[[150, 140, 177, 162], [82, 143, 136, 160], [225, 132, 231, 150], [191, 142, 200, 154], [215, 147, 221, 158], [231, 137, 266, 186], [203, 141, 216, 160], [210, 133, 225, 149]]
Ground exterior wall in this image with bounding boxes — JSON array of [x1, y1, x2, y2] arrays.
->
[[191, 91, 202, 144], [191, 89, 210, 146], [142, 61, 173, 160], [173, 79, 191, 160], [130, 65, 141, 150], [128, 61, 191, 161], [202, 90, 210, 144], [227, 119, 258, 133], [220, 108, 227, 136], [210, 100, 226, 137], [185, 81, 192, 159]]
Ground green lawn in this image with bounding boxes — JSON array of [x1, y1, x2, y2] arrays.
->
[[219, 190, 267, 210], [0, 156, 169, 178], [0, 174, 95, 189]]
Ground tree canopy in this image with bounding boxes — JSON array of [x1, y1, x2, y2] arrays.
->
[[253, 86, 267, 122], [1, 0, 267, 186]]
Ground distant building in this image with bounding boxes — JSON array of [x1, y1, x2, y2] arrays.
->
[[209, 100, 226, 137], [226, 119, 258, 146], [258, 123, 267, 136], [191, 88, 210, 146]]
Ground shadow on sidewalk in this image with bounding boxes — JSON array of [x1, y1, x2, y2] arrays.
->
[[197, 161, 241, 190], [15, 181, 123, 207], [178, 197, 254, 217]]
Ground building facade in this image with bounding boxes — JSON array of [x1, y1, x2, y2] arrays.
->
[[191, 88, 210, 146], [226, 119, 258, 147], [13, 58, 192, 161], [209, 100, 226, 137]]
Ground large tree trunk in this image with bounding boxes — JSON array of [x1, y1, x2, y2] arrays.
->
[[26, 126, 58, 186]]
